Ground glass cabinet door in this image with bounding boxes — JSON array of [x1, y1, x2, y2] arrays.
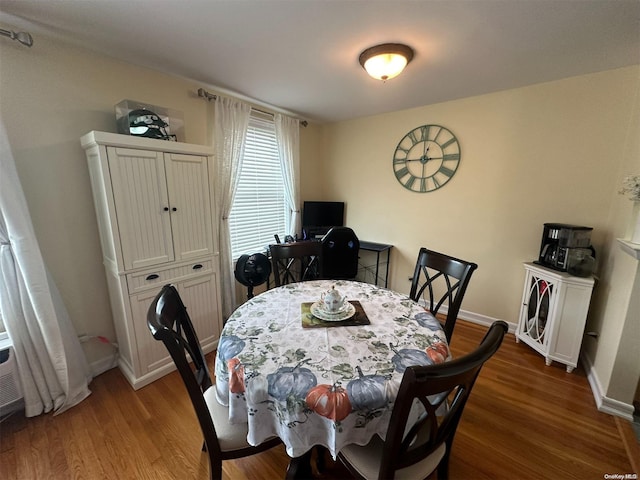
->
[[523, 275, 553, 346]]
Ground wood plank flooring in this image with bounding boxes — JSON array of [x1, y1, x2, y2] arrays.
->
[[0, 321, 636, 479]]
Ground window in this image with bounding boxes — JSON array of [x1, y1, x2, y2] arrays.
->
[[228, 113, 288, 259]]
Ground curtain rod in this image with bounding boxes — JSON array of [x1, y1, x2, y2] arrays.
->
[[0, 27, 33, 47], [197, 88, 308, 127]]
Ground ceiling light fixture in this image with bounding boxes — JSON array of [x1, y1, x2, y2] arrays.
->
[[359, 43, 414, 81]]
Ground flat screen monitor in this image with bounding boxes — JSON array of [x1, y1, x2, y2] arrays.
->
[[302, 201, 344, 237]]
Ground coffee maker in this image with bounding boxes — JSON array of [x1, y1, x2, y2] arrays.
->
[[536, 223, 594, 273]]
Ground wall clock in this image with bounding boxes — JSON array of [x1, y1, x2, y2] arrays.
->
[[393, 125, 461, 192]]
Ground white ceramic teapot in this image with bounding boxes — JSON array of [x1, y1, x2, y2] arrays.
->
[[321, 285, 347, 313]]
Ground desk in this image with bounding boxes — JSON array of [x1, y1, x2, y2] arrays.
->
[[358, 241, 393, 288], [214, 280, 449, 460]]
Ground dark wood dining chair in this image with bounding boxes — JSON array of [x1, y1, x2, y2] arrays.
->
[[337, 320, 508, 480], [269, 241, 323, 286], [409, 248, 478, 342], [320, 226, 360, 280], [146, 284, 281, 480]]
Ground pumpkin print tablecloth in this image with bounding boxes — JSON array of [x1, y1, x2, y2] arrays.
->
[[214, 280, 450, 459]]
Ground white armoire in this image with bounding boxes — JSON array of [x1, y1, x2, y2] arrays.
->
[[81, 131, 222, 389]]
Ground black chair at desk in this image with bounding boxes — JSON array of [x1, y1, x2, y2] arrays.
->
[[320, 226, 360, 280]]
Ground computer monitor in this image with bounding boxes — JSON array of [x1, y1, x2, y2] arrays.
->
[[302, 201, 345, 238]]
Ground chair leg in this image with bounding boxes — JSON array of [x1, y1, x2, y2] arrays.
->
[[314, 445, 327, 473], [436, 450, 451, 480], [285, 449, 314, 480]]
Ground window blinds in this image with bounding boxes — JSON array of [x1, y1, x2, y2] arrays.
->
[[228, 114, 287, 259]]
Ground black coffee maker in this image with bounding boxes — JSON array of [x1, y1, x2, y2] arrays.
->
[[536, 223, 594, 274]]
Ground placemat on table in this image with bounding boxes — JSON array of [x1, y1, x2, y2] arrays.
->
[[301, 301, 370, 328]]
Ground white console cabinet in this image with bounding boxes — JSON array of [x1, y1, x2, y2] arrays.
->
[[81, 131, 222, 389], [516, 262, 595, 373]]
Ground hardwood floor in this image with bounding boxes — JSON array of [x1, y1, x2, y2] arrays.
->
[[0, 321, 635, 479]]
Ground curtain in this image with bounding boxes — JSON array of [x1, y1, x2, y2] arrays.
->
[[0, 120, 92, 417], [274, 114, 301, 237], [212, 96, 251, 319]]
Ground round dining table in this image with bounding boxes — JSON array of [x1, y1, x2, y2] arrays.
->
[[214, 279, 450, 460]]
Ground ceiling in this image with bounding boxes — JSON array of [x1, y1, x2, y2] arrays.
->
[[1, 0, 639, 123]]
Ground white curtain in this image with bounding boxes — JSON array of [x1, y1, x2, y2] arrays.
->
[[274, 114, 301, 237], [212, 96, 251, 319], [0, 120, 92, 417]]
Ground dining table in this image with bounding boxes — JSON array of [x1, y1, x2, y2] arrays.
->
[[214, 279, 451, 469]]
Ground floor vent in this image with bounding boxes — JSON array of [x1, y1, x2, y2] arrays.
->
[[0, 346, 24, 415]]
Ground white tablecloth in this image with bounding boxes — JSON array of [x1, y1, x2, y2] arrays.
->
[[214, 280, 449, 459]]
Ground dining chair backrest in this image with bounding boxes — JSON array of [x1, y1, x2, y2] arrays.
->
[[146, 284, 280, 479], [338, 321, 508, 480], [320, 226, 360, 279], [269, 241, 323, 287], [409, 248, 478, 342]]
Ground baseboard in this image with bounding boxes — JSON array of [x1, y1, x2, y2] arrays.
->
[[436, 303, 634, 421], [434, 304, 518, 333], [89, 356, 118, 377], [581, 352, 635, 421], [89, 338, 220, 389], [457, 308, 517, 333], [83, 301, 634, 422]]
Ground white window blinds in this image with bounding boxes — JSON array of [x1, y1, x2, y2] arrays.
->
[[228, 113, 287, 259]]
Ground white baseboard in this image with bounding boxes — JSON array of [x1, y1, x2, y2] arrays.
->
[[89, 356, 118, 377], [581, 352, 635, 421], [434, 304, 518, 333], [457, 307, 518, 333], [431, 303, 634, 421], [84, 302, 635, 421]]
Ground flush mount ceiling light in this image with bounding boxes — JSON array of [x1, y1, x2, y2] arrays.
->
[[359, 43, 414, 81]]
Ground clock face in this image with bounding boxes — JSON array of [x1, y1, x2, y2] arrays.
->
[[393, 125, 461, 192]]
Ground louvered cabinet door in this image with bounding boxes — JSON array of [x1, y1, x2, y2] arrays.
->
[[107, 147, 174, 270], [164, 153, 214, 262]]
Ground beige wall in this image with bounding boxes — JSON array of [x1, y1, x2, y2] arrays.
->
[[1, 33, 638, 410], [0, 37, 212, 362], [0, 35, 322, 363], [313, 66, 640, 408], [320, 69, 638, 308]]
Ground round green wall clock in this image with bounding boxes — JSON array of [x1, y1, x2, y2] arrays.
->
[[393, 124, 461, 192]]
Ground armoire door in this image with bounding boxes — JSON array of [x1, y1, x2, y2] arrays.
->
[[130, 272, 219, 376], [176, 273, 220, 347], [164, 153, 214, 262], [108, 146, 174, 270]]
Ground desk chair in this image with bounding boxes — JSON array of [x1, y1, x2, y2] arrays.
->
[[146, 284, 281, 480], [338, 321, 508, 480], [269, 241, 323, 286], [410, 248, 478, 342], [320, 227, 360, 279]]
